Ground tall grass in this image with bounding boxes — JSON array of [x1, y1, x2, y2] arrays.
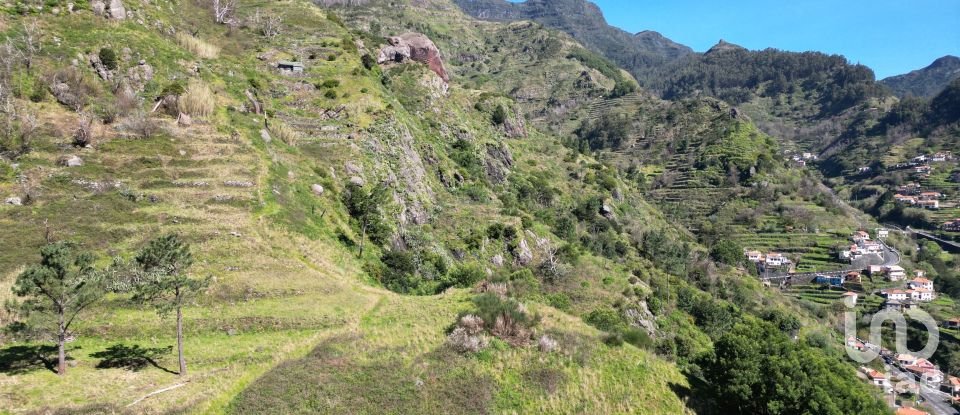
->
[[176, 33, 220, 59], [269, 121, 300, 146], [178, 79, 216, 118]]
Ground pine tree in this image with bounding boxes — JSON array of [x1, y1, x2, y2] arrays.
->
[[12, 242, 104, 375], [131, 234, 209, 376]]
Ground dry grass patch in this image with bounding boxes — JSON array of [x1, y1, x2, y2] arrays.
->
[[176, 33, 220, 59], [179, 80, 216, 118], [268, 121, 300, 146]]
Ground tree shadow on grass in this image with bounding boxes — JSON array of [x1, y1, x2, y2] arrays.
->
[[91, 344, 176, 374], [0, 344, 60, 374]]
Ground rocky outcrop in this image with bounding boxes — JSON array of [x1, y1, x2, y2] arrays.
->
[[377, 33, 449, 82], [107, 0, 127, 19], [502, 109, 527, 138], [59, 155, 83, 167], [89, 53, 113, 81], [484, 142, 514, 184]]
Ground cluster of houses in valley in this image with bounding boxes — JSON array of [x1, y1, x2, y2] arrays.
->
[[880, 271, 937, 311], [840, 229, 888, 262], [886, 152, 960, 230], [787, 151, 818, 167], [855, 349, 960, 414], [743, 250, 792, 269], [894, 185, 943, 210]]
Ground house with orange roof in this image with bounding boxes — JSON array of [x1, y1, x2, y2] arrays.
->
[[947, 375, 960, 395], [896, 406, 929, 415], [909, 277, 934, 291], [883, 289, 909, 301], [842, 291, 859, 304]]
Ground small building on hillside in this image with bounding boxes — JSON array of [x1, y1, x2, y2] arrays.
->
[[846, 271, 862, 283], [745, 250, 764, 263], [897, 353, 918, 366], [943, 219, 960, 232], [277, 61, 305, 74], [885, 265, 907, 281], [876, 228, 890, 239], [765, 253, 789, 267], [918, 199, 940, 210], [883, 289, 909, 301], [895, 194, 918, 205], [945, 318, 960, 329], [908, 277, 934, 291], [946, 376, 960, 395], [815, 274, 844, 286], [853, 230, 871, 242], [910, 288, 935, 302], [842, 291, 859, 305]]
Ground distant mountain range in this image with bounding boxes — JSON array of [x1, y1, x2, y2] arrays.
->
[[451, 0, 693, 83], [881, 55, 960, 98]]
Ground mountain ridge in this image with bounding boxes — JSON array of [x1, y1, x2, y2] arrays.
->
[[881, 54, 960, 98]]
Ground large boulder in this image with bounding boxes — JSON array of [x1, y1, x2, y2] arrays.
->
[[377, 33, 449, 82], [107, 0, 126, 20], [59, 155, 83, 167]]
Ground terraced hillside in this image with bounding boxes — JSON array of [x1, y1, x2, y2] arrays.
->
[[0, 0, 901, 413]]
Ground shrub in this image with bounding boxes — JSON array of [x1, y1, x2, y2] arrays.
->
[[121, 111, 163, 139], [585, 307, 624, 332], [324, 89, 337, 99], [178, 80, 215, 118], [361, 54, 377, 71], [471, 293, 538, 346], [175, 33, 220, 59], [546, 292, 571, 311], [98, 48, 118, 70], [447, 314, 489, 353], [73, 113, 95, 147], [319, 79, 341, 89], [449, 263, 485, 289], [492, 104, 507, 125], [379, 251, 419, 294]]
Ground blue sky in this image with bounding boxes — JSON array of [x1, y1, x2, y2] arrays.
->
[[582, 0, 960, 79]]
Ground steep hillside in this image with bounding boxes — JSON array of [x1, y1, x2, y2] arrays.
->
[[0, 0, 896, 413], [881, 55, 960, 98]]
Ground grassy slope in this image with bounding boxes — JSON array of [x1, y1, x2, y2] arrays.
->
[[0, 1, 691, 413]]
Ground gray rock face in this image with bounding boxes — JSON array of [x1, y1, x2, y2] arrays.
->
[[107, 0, 126, 19], [311, 184, 324, 196], [349, 176, 366, 187], [4, 197, 22, 206], [484, 143, 514, 184], [491, 254, 504, 267], [344, 161, 363, 176], [503, 109, 527, 138], [515, 238, 533, 265]]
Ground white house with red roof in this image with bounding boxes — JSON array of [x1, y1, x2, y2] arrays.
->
[[909, 277, 934, 291], [883, 289, 909, 301]]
